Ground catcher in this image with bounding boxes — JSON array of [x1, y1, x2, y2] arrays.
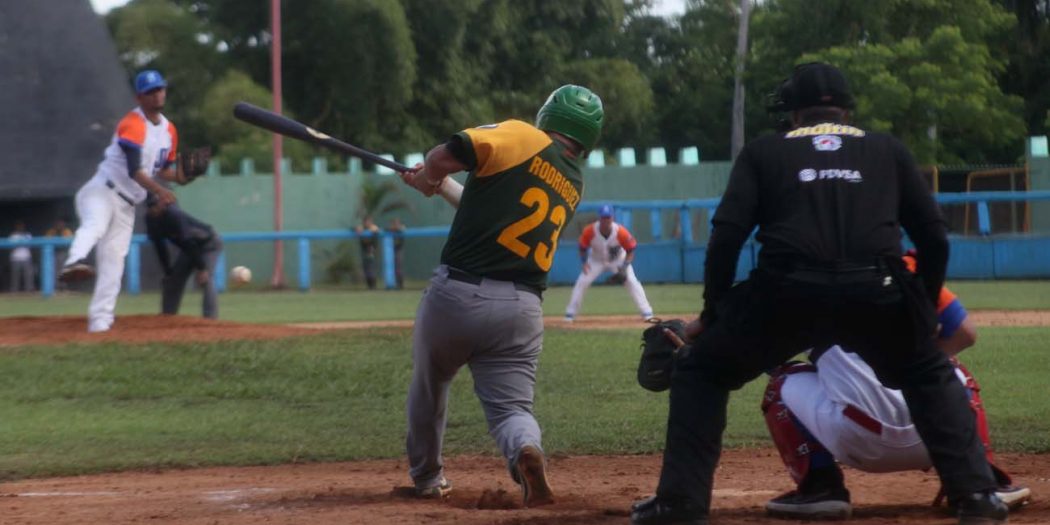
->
[[564, 204, 653, 322], [758, 253, 1031, 519]]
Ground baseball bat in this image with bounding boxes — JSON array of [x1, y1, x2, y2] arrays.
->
[[232, 102, 410, 172]]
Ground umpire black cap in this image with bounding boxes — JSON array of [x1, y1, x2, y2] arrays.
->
[[769, 62, 855, 112]]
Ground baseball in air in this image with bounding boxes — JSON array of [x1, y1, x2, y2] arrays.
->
[[230, 265, 252, 285]]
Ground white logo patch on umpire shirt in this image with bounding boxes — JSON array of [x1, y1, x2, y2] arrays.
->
[[799, 168, 863, 183], [813, 135, 842, 151]]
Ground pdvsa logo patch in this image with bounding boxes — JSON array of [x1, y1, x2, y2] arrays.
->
[[799, 169, 817, 182], [798, 168, 863, 183], [813, 135, 842, 151]]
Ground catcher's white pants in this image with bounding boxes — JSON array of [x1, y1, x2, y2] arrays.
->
[[66, 180, 136, 333], [565, 257, 653, 319]]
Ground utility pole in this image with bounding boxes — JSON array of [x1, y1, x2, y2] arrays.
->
[[731, 0, 752, 159]]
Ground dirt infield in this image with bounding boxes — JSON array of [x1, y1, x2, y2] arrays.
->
[[0, 315, 317, 347], [0, 313, 1046, 524], [2, 450, 1045, 525]]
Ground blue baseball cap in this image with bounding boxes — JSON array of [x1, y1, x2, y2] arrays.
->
[[134, 70, 167, 94], [598, 204, 614, 218]]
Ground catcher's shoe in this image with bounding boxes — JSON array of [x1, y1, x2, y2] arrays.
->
[[59, 259, 95, 282], [514, 445, 554, 507], [630, 495, 708, 525], [765, 486, 852, 520], [414, 477, 452, 499], [994, 485, 1031, 510], [952, 491, 1008, 525]]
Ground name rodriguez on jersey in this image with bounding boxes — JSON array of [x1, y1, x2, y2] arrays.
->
[[527, 155, 580, 210]]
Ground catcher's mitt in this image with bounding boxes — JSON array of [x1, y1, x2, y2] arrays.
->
[[178, 147, 211, 184], [637, 318, 688, 392], [608, 264, 629, 285]]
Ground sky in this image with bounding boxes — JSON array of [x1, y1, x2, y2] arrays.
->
[[91, 0, 687, 16]]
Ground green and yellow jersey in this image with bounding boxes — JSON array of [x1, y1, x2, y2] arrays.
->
[[441, 119, 584, 290]]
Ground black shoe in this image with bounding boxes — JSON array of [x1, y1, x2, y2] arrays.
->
[[59, 259, 95, 282], [630, 495, 707, 525], [952, 491, 1008, 525], [765, 486, 852, 520]]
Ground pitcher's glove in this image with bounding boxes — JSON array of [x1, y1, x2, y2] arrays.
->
[[637, 318, 688, 392], [608, 263, 629, 285], [177, 147, 211, 184]]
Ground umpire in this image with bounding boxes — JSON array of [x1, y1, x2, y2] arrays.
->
[[146, 200, 222, 319], [631, 63, 1008, 525]]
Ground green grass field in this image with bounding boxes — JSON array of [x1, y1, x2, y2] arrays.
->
[[3, 280, 1049, 323], [0, 282, 1047, 481]]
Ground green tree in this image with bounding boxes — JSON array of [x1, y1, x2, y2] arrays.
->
[[107, 0, 225, 146]]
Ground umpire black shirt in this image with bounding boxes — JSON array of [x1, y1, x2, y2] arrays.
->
[[703, 121, 948, 318], [146, 205, 217, 276]]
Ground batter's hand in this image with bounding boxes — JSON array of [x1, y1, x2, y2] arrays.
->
[[399, 163, 442, 197], [684, 317, 704, 341]]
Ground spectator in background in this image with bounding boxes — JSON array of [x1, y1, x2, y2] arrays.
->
[[8, 220, 35, 292], [355, 215, 380, 290], [45, 218, 74, 291], [389, 217, 406, 289]]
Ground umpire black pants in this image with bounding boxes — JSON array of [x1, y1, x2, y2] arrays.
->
[[161, 237, 222, 319], [655, 263, 996, 513]]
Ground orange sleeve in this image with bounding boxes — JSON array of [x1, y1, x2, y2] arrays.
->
[[578, 224, 596, 249], [617, 226, 638, 251], [167, 122, 178, 162], [460, 120, 553, 178], [116, 113, 146, 147], [936, 286, 957, 314]]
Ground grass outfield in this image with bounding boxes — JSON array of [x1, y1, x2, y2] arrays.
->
[[0, 326, 1046, 480], [2, 280, 1050, 323]]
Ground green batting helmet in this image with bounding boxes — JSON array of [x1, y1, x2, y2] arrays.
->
[[536, 85, 604, 151]]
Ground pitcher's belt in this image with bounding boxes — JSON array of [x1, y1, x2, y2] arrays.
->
[[105, 179, 136, 206]]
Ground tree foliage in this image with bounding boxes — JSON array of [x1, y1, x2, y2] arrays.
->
[[107, 0, 1042, 164]]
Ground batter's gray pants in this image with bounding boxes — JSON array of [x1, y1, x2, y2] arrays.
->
[[161, 237, 222, 319], [406, 265, 545, 488]]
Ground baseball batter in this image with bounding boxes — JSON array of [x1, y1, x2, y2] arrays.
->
[[59, 70, 179, 332], [397, 85, 603, 507], [762, 254, 1031, 519], [564, 204, 653, 322]]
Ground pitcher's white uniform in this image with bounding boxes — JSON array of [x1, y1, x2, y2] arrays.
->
[[65, 108, 177, 332], [564, 219, 653, 320]]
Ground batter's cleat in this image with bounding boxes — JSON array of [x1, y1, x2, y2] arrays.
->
[[995, 485, 1031, 510], [59, 259, 95, 282], [514, 445, 554, 507], [414, 477, 452, 499], [630, 495, 708, 525], [765, 486, 852, 520], [953, 491, 1008, 525]]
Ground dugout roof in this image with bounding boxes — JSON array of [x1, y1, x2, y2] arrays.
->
[[0, 0, 133, 201]]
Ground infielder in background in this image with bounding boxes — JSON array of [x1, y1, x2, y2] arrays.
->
[[59, 70, 179, 333], [762, 253, 1031, 520], [146, 200, 222, 319], [564, 204, 653, 322], [396, 85, 603, 507]]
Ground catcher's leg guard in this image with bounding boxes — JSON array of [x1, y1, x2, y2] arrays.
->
[[762, 362, 838, 485]]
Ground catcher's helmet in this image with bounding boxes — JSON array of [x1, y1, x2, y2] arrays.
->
[[768, 62, 854, 113], [134, 70, 167, 94], [536, 85, 604, 151]]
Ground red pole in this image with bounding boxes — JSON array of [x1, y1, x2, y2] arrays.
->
[[270, 0, 285, 287]]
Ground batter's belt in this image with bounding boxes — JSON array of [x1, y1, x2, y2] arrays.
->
[[446, 266, 542, 299]]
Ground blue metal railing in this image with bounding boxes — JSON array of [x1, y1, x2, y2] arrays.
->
[[3, 191, 1049, 297]]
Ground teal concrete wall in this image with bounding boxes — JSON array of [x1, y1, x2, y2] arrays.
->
[[173, 160, 733, 284]]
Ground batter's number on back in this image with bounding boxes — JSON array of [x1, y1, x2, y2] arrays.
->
[[497, 187, 566, 271]]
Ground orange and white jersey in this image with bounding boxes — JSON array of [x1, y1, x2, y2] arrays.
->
[[92, 108, 178, 204], [579, 221, 638, 265]]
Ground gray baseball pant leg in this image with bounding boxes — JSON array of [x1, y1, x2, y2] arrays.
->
[[200, 238, 222, 319], [406, 266, 545, 488], [161, 252, 192, 315]]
